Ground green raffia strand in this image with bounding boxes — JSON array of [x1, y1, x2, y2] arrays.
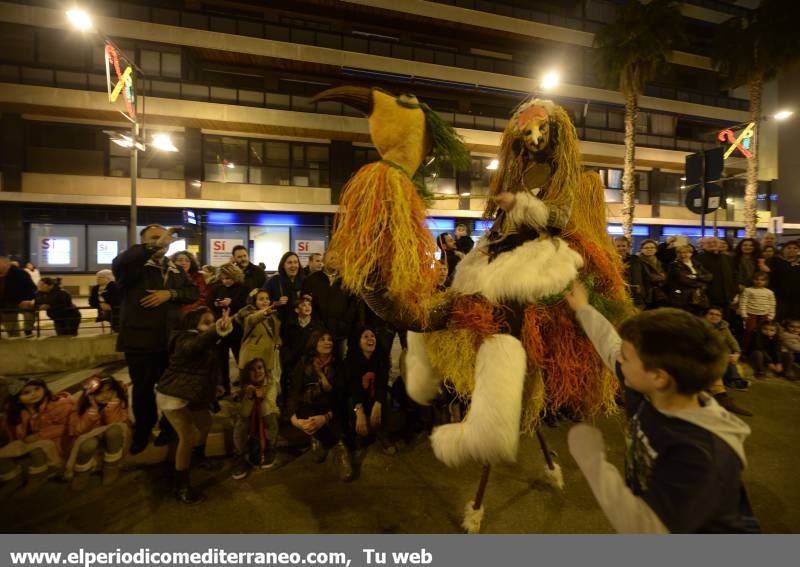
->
[[381, 159, 434, 203], [395, 98, 471, 173], [584, 275, 630, 323]]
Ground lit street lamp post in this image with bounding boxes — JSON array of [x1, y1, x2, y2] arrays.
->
[[67, 7, 177, 247]]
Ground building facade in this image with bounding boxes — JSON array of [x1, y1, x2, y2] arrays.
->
[[0, 0, 788, 288]]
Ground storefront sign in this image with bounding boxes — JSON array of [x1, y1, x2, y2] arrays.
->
[[96, 240, 119, 265], [40, 237, 79, 268], [296, 240, 326, 255]]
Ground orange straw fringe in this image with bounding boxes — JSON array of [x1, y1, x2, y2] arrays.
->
[[330, 162, 438, 321]]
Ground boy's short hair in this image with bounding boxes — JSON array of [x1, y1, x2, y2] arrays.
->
[[704, 305, 723, 316], [618, 308, 727, 395], [293, 297, 311, 309], [614, 236, 630, 244], [752, 271, 769, 282]]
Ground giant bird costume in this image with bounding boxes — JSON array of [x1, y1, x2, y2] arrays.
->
[[313, 86, 632, 531]]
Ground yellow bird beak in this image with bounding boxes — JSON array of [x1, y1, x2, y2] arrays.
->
[[311, 86, 373, 115]]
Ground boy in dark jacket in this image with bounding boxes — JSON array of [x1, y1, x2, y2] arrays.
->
[[565, 282, 754, 533], [112, 225, 199, 454]]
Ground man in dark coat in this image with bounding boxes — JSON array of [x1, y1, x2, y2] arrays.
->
[[301, 250, 357, 358], [0, 255, 36, 338], [770, 240, 800, 321], [112, 225, 199, 453], [232, 245, 266, 293], [696, 237, 737, 321], [614, 237, 644, 308]]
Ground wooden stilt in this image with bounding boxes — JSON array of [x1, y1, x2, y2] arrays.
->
[[473, 463, 491, 510], [462, 463, 491, 533], [535, 428, 556, 470]]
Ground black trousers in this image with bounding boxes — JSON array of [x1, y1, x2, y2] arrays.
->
[[125, 351, 169, 444]]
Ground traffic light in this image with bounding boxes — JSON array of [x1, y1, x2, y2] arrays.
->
[[684, 148, 724, 215]]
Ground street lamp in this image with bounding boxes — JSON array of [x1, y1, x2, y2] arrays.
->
[[66, 8, 93, 31], [66, 7, 154, 247], [540, 70, 560, 91]]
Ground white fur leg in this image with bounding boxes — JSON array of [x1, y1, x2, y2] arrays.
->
[[431, 334, 526, 467], [542, 462, 565, 490], [404, 331, 441, 405], [462, 500, 485, 534]]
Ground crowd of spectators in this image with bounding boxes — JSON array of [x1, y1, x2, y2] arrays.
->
[[2, 225, 799, 505], [615, 233, 800, 416]]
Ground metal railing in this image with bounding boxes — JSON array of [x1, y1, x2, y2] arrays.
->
[[0, 306, 116, 339]]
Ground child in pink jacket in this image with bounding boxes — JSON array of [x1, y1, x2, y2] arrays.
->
[[67, 375, 130, 490], [1, 379, 74, 495]]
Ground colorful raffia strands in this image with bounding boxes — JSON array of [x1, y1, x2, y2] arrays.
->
[[330, 160, 438, 321], [522, 303, 619, 422]]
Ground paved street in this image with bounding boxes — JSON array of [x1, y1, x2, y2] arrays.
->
[[2, 370, 798, 534]]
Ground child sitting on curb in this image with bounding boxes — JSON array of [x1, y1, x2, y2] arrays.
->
[[565, 282, 756, 533], [66, 375, 130, 490], [232, 358, 280, 480]]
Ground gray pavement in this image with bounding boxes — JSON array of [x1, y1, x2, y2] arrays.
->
[[2, 372, 798, 534]]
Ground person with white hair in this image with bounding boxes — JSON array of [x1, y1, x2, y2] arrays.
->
[[89, 269, 121, 332]]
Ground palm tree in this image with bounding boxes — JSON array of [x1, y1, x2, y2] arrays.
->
[[594, 0, 684, 240], [713, 0, 800, 238]]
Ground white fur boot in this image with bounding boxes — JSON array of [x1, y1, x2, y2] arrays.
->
[[430, 334, 526, 467], [404, 331, 441, 405]]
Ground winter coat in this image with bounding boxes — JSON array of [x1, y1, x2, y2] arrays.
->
[[710, 320, 741, 355], [157, 323, 232, 406], [288, 356, 346, 419], [0, 265, 36, 310], [89, 281, 121, 329], [264, 272, 305, 323], [345, 350, 389, 411], [9, 394, 75, 457], [749, 331, 781, 360], [456, 235, 474, 255], [207, 282, 248, 319], [622, 254, 645, 307], [241, 262, 267, 294], [656, 242, 677, 271], [780, 329, 800, 354], [667, 259, 712, 310], [301, 271, 357, 340], [112, 245, 199, 353], [239, 380, 279, 419], [734, 255, 758, 288], [769, 257, 800, 320], [181, 271, 210, 314], [237, 304, 282, 371], [69, 393, 129, 437], [281, 315, 323, 375], [36, 288, 81, 326], [636, 256, 668, 309], [696, 252, 737, 309]]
